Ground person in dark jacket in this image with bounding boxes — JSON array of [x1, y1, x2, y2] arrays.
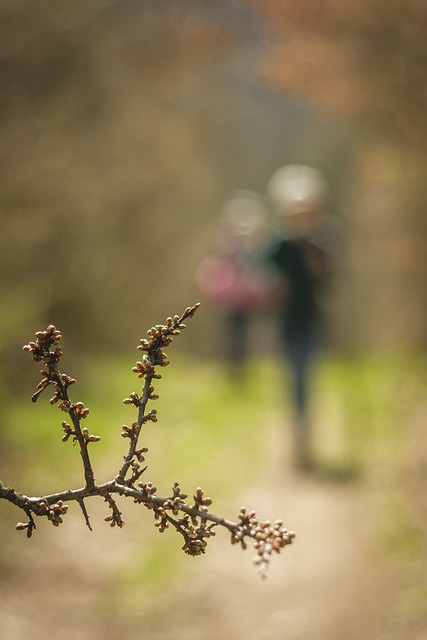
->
[[267, 165, 333, 469]]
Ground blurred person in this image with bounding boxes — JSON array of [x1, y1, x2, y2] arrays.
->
[[195, 191, 273, 378], [266, 165, 334, 470]]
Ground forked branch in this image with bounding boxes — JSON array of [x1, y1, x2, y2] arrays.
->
[[0, 303, 295, 577]]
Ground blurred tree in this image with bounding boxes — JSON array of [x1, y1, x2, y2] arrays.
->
[[0, 0, 226, 354], [254, 0, 427, 349], [256, 0, 427, 145], [0, 0, 345, 390]]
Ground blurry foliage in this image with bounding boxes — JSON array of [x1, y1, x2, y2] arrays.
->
[[253, 0, 427, 349], [3, 0, 427, 374], [256, 0, 427, 146], [0, 0, 349, 393], [0, 0, 226, 363]]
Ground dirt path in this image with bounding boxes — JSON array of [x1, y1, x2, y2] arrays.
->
[[112, 414, 392, 640], [0, 415, 394, 640]]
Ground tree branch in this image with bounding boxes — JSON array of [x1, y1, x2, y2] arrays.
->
[[0, 303, 295, 576]]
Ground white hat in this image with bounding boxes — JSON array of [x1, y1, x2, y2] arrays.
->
[[266, 165, 327, 215]]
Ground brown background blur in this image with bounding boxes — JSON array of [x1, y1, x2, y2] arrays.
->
[[4, 0, 427, 381]]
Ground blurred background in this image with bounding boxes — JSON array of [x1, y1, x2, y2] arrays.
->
[[1, 1, 427, 638]]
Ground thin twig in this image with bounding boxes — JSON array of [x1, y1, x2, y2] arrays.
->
[[77, 498, 92, 531]]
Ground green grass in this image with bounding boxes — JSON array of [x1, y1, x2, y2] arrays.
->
[[312, 350, 426, 470], [2, 348, 425, 493], [1, 348, 426, 597]]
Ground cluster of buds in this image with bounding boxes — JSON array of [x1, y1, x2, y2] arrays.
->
[[169, 487, 216, 555], [137, 481, 157, 497], [193, 487, 212, 511], [181, 533, 208, 556], [132, 356, 163, 380], [44, 500, 69, 527], [15, 521, 34, 538], [253, 520, 295, 578], [231, 507, 295, 578], [134, 447, 148, 463], [123, 390, 157, 418], [121, 422, 141, 439], [147, 386, 159, 401], [151, 503, 216, 556], [180, 518, 216, 556], [123, 392, 141, 407], [22, 325, 62, 364], [138, 343, 169, 369], [104, 512, 125, 528], [160, 495, 185, 517], [132, 357, 157, 379], [15, 503, 72, 537], [81, 427, 100, 444], [136, 305, 200, 372], [61, 421, 99, 445], [138, 331, 170, 367], [231, 506, 259, 550], [71, 402, 89, 419], [142, 409, 158, 424], [104, 494, 125, 528], [152, 484, 188, 533], [145, 322, 177, 347], [61, 420, 74, 442], [153, 504, 170, 533]]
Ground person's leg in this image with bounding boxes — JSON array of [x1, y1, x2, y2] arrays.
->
[[287, 327, 317, 469], [226, 307, 248, 378]]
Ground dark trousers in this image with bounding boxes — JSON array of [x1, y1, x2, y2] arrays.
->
[[285, 324, 318, 417], [226, 307, 248, 373], [283, 322, 318, 468]]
